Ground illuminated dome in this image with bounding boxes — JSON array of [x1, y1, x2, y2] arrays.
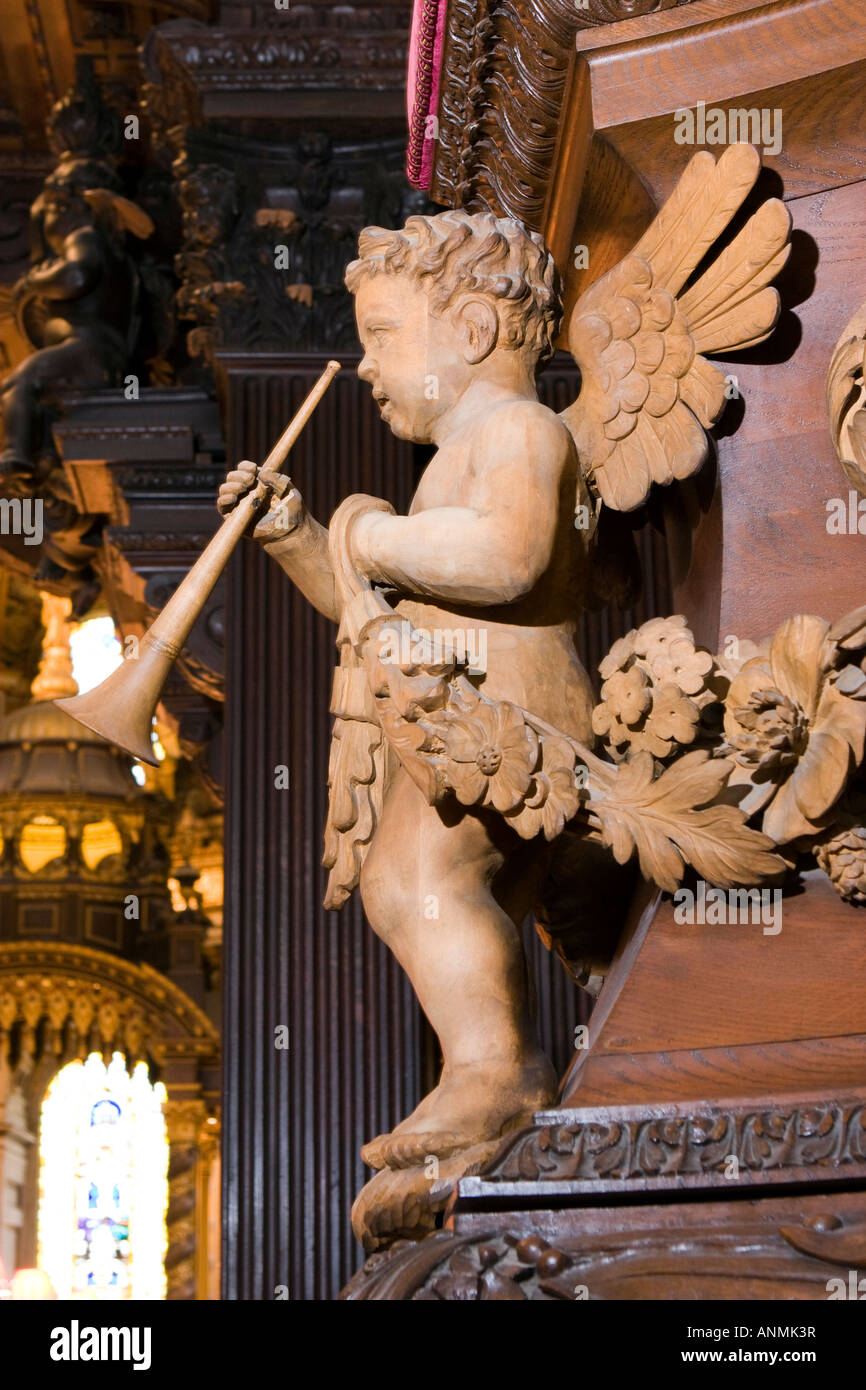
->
[[0, 699, 137, 800], [0, 698, 106, 743], [0, 595, 171, 953], [0, 598, 137, 802]]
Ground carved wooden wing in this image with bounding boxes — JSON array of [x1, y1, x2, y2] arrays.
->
[[560, 144, 791, 512]]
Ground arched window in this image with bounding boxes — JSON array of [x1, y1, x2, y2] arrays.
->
[[37, 1052, 168, 1299]]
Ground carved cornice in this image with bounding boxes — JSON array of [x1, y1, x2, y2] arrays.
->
[[344, 1094, 866, 1297], [429, 0, 693, 223], [148, 20, 410, 99]]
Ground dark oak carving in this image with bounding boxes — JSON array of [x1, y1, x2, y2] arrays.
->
[[343, 1191, 866, 1299], [463, 1101, 866, 1190], [428, 0, 692, 218]]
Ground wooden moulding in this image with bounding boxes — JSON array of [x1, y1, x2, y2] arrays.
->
[[548, 0, 866, 328]]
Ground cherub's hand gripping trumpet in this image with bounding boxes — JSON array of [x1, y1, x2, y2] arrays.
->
[[55, 360, 341, 765]]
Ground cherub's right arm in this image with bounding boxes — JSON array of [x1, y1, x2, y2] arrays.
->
[[217, 462, 339, 623], [263, 511, 339, 624]]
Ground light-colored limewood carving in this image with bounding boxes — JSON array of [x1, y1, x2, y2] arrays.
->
[[561, 143, 790, 511], [210, 144, 810, 1204], [828, 303, 866, 495], [69, 144, 866, 1247]]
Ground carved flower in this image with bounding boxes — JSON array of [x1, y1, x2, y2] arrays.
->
[[726, 688, 808, 773], [594, 616, 714, 762], [593, 680, 701, 760], [505, 735, 583, 840], [601, 667, 651, 725], [644, 684, 701, 754], [599, 632, 637, 680], [443, 700, 539, 814], [600, 616, 714, 698], [721, 615, 866, 844], [631, 615, 715, 698], [815, 823, 866, 905]]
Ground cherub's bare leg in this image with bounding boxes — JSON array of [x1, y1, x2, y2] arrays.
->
[[359, 767, 557, 1168]]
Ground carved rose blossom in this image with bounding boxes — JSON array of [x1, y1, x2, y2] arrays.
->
[[815, 823, 866, 905], [443, 700, 539, 813], [722, 615, 866, 844]]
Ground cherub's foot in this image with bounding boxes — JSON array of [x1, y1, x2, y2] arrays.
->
[[361, 1056, 556, 1171], [361, 1128, 467, 1171]]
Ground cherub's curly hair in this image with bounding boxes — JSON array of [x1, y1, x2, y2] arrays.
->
[[345, 208, 562, 366]]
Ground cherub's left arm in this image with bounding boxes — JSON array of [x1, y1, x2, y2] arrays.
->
[[350, 406, 569, 606]]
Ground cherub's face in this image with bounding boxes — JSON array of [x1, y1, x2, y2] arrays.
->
[[41, 185, 89, 251], [355, 275, 471, 444]]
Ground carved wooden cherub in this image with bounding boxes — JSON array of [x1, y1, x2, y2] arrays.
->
[[219, 144, 791, 1171], [0, 158, 153, 480]]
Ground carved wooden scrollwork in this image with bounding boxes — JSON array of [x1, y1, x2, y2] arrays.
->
[[428, 0, 693, 221], [828, 304, 866, 495], [342, 1198, 866, 1299]]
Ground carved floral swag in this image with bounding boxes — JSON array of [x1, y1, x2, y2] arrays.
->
[[320, 494, 866, 914]]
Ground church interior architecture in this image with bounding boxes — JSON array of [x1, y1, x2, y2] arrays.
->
[[0, 0, 865, 1311]]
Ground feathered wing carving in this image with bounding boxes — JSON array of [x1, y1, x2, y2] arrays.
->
[[560, 144, 791, 512]]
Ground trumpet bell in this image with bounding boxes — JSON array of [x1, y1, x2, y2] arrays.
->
[[54, 632, 174, 767], [54, 361, 342, 768]]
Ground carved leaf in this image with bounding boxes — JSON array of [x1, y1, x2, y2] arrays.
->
[[829, 602, 866, 649], [591, 750, 783, 893], [323, 714, 386, 910]]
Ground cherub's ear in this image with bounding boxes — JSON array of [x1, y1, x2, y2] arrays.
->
[[453, 296, 498, 364]]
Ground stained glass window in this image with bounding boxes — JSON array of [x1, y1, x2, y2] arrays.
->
[[38, 1053, 168, 1300]]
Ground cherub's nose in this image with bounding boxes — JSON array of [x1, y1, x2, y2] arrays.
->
[[357, 354, 375, 384]]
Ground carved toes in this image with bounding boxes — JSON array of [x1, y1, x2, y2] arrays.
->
[[362, 1129, 469, 1171]]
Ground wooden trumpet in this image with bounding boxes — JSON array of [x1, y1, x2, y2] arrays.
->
[[55, 360, 341, 766]]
